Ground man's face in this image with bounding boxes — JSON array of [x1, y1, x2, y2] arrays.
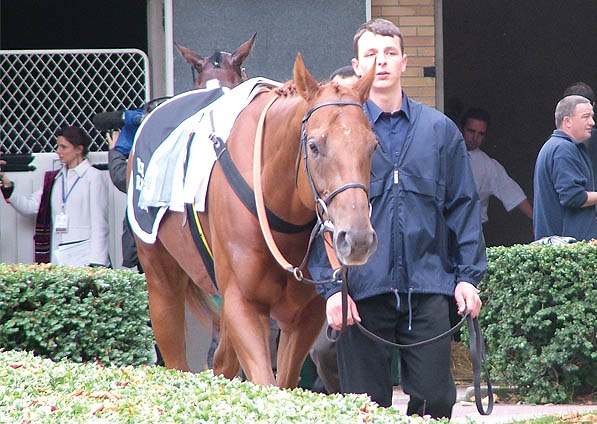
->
[[565, 102, 595, 142], [462, 118, 488, 151], [352, 31, 407, 92]]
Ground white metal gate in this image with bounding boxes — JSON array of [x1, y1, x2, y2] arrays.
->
[[0, 49, 150, 268], [1, 49, 149, 153]]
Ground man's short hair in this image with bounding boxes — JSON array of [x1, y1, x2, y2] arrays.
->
[[563, 82, 595, 104], [461, 107, 491, 128], [353, 18, 404, 58], [329, 65, 356, 81], [555, 95, 591, 128]]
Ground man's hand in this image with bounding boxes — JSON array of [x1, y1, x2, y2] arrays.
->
[[0, 172, 12, 189], [106, 130, 120, 150], [454, 281, 482, 318], [326, 291, 361, 330]]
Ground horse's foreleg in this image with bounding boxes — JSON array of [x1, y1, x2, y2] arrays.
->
[[137, 240, 190, 371], [275, 294, 326, 389], [212, 319, 240, 379], [221, 286, 276, 386]]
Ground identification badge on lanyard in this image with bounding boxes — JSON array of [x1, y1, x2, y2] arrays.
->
[[55, 212, 69, 233]]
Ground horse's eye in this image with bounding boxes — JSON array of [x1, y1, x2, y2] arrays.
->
[[307, 140, 319, 155]]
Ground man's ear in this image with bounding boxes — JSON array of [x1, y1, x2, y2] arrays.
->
[[351, 58, 361, 77]]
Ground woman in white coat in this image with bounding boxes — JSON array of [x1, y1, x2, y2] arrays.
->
[[1, 126, 110, 267]]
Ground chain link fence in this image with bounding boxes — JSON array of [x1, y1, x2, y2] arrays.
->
[[1, 49, 150, 154]]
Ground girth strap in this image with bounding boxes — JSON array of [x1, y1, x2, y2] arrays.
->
[[185, 203, 218, 291]]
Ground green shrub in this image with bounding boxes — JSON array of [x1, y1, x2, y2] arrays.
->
[[479, 243, 597, 403], [0, 263, 153, 367], [0, 349, 439, 423]]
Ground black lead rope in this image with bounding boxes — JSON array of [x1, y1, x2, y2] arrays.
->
[[467, 314, 494, 415], [326, 270, 494, 416]]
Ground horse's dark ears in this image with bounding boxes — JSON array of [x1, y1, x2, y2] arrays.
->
[[231, 33, 256, 67], [174, 42, 204, 69], [353, 60, 376, 104], [294, 53, 319, 101]]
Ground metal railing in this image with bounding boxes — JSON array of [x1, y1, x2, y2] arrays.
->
[[1, 49, 150, 154]]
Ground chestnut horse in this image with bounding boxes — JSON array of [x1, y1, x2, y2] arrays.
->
[[134, 55, 378, 388], [175, 34, 256, 89]]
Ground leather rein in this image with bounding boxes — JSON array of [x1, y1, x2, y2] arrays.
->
[[250, 92, 493, 416]]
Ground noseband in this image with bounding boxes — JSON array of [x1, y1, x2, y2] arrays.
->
[[296, 100, 370, 230]]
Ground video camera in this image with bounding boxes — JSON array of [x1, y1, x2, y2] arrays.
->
[[92, 109, 146, 132]]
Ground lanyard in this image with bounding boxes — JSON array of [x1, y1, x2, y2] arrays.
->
[[61, 169, 82, 207]]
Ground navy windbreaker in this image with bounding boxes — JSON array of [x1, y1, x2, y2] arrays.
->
[[309, 96, 487, 301]]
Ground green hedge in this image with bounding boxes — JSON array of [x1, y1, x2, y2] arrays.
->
[[480, 243, 597, 403], [0, 349, 432, 423], [0, 263, 153, 367]]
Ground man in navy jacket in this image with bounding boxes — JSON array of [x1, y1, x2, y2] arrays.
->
[[533, 95, 596, 241], [308, 19, 486, 419]]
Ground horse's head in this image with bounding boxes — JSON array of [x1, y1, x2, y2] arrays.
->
[[175, 34, 256, 89], [293, 54, 378, 266]]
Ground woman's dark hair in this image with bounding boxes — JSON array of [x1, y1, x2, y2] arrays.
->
[[56, 126, 91, 156]]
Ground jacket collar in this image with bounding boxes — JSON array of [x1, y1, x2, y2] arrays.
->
[[365, 91, 411, 123], [552, 129, 583, 146]]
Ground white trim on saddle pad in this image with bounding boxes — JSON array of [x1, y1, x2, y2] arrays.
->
[[128, 77, 281, 244]]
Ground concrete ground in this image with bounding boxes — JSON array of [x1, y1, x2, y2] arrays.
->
[[392, 386, 597, 423]]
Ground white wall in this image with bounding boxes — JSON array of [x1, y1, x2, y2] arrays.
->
[[0, 152, 128, 269]]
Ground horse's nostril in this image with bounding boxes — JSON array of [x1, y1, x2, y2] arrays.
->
[[335, 230, 350, 257]]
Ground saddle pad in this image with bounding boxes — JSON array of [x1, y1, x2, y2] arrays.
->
[[128, 77, 281, 244]]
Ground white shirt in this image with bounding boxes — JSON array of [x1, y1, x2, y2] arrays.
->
[[468, 148, 527, 223], [8, 159, 110, 266]]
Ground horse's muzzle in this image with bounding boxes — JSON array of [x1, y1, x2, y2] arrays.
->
[[334, 227, 378, 266]]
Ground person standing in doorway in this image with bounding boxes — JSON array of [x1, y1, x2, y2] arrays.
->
[[461, 107, 533, 225]]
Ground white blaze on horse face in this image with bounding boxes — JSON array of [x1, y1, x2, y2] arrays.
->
[[343, 124, 352, 137]]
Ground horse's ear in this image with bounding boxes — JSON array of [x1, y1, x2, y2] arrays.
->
[[353, 60, 376, 104], [174, 42, 204, 68], [231, 33, 256, 66], [294, 53, 319, 101]]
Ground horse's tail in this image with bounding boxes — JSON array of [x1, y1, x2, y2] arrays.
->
[[185, 282, 220, 330]]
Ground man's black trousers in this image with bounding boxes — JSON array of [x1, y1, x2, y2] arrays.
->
[[336, 292, 456, 419]]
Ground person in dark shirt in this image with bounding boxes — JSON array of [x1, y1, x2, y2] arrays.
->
[[533, 95, 596, 241], [308, 19, 485, 419]]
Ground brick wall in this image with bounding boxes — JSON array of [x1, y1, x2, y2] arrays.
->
[[371, 0, 436, 107]]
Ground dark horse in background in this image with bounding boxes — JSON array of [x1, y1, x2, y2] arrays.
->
[[175, 34, 256, 89], [132, 51, 378, 388]]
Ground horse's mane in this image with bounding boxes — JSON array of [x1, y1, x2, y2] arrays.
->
[[274, 80, 344, 98]]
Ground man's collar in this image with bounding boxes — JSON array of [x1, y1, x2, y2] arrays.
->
[[365, 91, 410, 122]]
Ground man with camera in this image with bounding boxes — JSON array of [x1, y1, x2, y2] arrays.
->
[[94, 109, 145, 270]]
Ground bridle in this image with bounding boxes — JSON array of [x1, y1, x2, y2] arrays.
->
[[296, 100, 370, 235], [253, 95, 369, 284]]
